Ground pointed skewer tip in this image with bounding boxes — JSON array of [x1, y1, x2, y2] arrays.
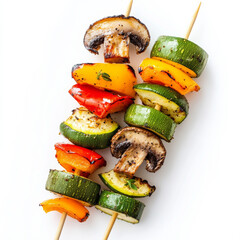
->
[[185, 2, 202, 39]]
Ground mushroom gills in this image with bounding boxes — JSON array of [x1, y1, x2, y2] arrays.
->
[[146, 150, 164, 172], [114, 146, 148, 177], [84, 15, 150, 63], [112, 141, 131, 158], [104, 34, 130, 63], [111, 127, 166, 177]]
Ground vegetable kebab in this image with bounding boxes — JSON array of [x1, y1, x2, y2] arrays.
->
[[40, 1, 151, 238], [69, 1, 160, 235], [39, 1, 209, 240], [96, 2, 208, 240]]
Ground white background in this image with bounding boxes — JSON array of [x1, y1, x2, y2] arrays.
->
[[0, 0, 239, 239]]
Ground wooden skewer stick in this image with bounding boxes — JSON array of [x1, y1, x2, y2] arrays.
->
[[154, 104, 161, 111], [185, 2, 202, 39], [125, 0, 133, 17], [103, 212, 118, 240], [55, 212, 67, 240], [154, 4, 201, 111], [102, 1, 134, 240], [75, 169, 82, 175]]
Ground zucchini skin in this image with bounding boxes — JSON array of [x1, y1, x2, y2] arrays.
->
[[97, 191, 145, 222], [60, 122, 119, 149], [151, 36, 208, 77], [134, 83, 189, 115], [45, 170, 101, 206], [125, 104, 177, 142]]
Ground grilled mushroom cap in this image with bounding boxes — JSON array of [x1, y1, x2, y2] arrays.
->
[[84, 15, 150, 63], [111, 127, 166, 177]]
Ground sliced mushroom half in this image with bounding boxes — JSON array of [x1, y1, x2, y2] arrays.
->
[[84, 15, 150, 63], [111, 127, 166, 177]]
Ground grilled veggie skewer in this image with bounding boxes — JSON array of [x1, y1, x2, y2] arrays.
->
[[41, 2, 209, 239]]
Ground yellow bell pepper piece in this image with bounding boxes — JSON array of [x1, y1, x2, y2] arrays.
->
[[152, 57, 197, 78], [72, 63, 137, 97]]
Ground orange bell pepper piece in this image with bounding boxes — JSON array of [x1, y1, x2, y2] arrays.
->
[[139, 58, 200, 95], [55, 143, 106, 177], [40, 197, 89, 222]]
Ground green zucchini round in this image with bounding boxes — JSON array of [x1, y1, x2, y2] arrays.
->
[[95, 191, 145, 223], [99, 170, 155, 198], [151, 35, 208, 77], [125, 104, 177, 142], [134, 83, 189, 123], [45, 170, 101, 206], [60, 108, 119, 149]]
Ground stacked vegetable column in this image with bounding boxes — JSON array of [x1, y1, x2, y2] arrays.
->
[[78, 15, 160, 223], [40, 14, 152, 225], [95, 36, 208, 222]]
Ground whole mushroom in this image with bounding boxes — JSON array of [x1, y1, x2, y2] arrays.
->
[[84, 15, 150, 63], [111, 127, 166, 177]]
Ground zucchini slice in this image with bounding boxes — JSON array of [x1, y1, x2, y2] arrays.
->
[[99, 170, 155, 197], [125, 104, 177, 142], [151, 36, 208, 77], [134, 83, 189, 123], [45, 170, 101, 206], [60, 107, 119, 149], [95, 191, 145, 223]]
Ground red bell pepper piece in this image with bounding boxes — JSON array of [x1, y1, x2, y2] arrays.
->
[[55, 143, 106, 177], [69, 84, 134, 118]]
